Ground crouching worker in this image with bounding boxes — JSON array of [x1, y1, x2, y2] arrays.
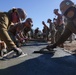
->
[[0, 40, 7, 57], [8, 18, 33, 47], [46, 0, 76, 52], [0, 7, 27, 58]]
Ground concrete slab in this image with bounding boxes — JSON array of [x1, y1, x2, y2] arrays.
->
[[0, 42, 76, 75]]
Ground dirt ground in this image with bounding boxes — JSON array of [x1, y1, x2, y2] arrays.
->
[[64, 40, 76, 51]]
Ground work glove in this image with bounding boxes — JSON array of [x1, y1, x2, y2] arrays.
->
[[12, 47, 23, 56], [46, 44, 57, 51]]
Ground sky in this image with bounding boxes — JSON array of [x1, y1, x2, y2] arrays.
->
[[0, 0, 76, 31]]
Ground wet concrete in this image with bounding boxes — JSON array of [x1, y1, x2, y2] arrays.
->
[[0, 42, 76, 75]]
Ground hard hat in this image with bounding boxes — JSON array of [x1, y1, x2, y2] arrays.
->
[[26, 18, 33, 23], [47, 19, 52, 23], [36, 27, 39, 29], [17, 8, 27, 21], [8, 8, 27, 21], [60, 0, 74, 15], [25, 18, 33, 26], [54, 9, 58, 13]]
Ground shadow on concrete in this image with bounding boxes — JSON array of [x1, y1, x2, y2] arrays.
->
[[0, 54, 76, 75], [22, 42, 48, 46]]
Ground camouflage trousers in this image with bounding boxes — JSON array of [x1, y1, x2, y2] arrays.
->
[[56, 21, 76, 45], [55, 24, 64, 42], [50, 31, 56, 44]]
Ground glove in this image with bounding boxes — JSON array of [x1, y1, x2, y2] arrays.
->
[[12, 47, 23, 56], [46, 44, 57, 51]]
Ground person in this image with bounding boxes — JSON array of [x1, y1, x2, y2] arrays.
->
[[23, 18, 33, 41], [46, 0, 76, 52], [0, 7, 27, 57], [47, 19, 56, 44], [53, 8, 65, 47], [8, 18, 33, 47], [42, 21, 49, 41], [34, 27, 39, 39]]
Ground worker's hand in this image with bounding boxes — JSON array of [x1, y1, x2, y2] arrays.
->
[[46, 44, 57, 51]]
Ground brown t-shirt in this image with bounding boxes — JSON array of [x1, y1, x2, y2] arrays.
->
[[8, 23, 25, 35], [56, 14, 63, 26]]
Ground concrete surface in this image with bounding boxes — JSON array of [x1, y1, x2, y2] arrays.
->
[[0, 42, 76, 75]]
